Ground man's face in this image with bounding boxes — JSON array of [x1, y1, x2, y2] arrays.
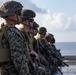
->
[[40, 33, 46, 38], [22, 20, 30, 33], [28, 18, 34, 28], [15, 10, 23, 24], [29, 28, 34, 35], [28, 18, 34, 34], [24, 18, 34, 26], [22, 17, 34, 33], [8, 10, 23, 24], [24, 25, 30, 33], [33, 29, 38, 36]]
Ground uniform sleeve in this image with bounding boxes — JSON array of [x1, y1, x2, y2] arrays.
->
[[7, 28, 30, 75]]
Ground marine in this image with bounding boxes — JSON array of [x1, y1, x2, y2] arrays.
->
[[0, 1, 30, 75], [19, 9, 46, 75], [36, 27, 53, 75], [45, 33, 63, 66]]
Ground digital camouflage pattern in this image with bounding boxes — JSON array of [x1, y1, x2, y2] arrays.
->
[[20, 29, 47, 75], [0, 27, 30, 75], [35, 38, 53, 75]]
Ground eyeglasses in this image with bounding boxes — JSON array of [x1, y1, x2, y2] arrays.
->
[[28, 19, 34, 22], [15, 10, 22, 16], [18, 12, 22, 16]]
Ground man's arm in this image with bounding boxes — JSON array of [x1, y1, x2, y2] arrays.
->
[[7, 28, 30, 75]]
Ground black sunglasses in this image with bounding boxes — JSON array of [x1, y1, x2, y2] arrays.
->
[[28, 19, 34, 22], [22, 18, 28, 21], [15, 10, 22, 16]]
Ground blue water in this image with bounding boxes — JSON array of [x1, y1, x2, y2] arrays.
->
[[55, 42, 76, 55], [54, 42, 76, 75], [55, 65, 76, 75]]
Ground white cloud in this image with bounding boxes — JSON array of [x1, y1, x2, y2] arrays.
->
[[0, 0, 47, 13], [0, 0, 75, 32], [35, 11, 76, 32], [0, 0, 76, 32], [53, 31, 76, 42], [67, 15, 76, 31], [34, 11, 76, 42]]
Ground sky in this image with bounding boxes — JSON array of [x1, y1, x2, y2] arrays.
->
[[0, 0, 76, 42]]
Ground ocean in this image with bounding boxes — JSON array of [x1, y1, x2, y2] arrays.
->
[[54, 65, 76, 75], [55, 42, 76, 56], [55, 42, 76, 75]]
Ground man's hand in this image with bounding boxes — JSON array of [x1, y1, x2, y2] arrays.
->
[[30, 50, 39, 60]]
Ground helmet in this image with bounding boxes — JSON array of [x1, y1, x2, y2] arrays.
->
[[45, 33, 55, 44], [22, 9, 36, 19], [0, 1, 23, 17], [46, 33, 54, 37], [33, 22, 39, 30], [38, 27, 47, 34]]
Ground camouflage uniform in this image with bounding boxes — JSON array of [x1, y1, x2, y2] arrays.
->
[[34, 27, 53, 75], [1, 27, 30, 75], [33, 26, 49, 67], [45, 33, 63, 75], [27, 23, 46, 75], [36, 38, 53, 75], [0, 1, 30, 75], [21, 9, 47, 75], [45, 33, 63, 66], [19, 28, 47, 75]]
